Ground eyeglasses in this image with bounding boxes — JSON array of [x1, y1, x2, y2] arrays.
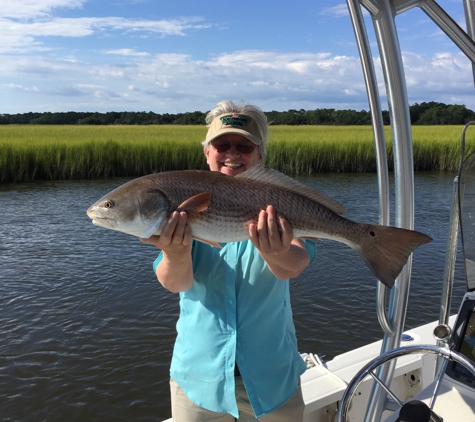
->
[[210, 140, 257, 154]]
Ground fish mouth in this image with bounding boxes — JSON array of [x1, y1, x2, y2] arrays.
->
[[86, 206, 97, 218], [86, 206, 116, 225], [90, 217, 118, 229]]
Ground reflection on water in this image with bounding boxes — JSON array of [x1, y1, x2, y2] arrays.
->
[[0, 172, 467, 420]]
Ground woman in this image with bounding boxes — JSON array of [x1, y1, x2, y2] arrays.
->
[[142, 100, 315, 421]]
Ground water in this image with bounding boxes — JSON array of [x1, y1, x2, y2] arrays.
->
[[0, 172, 468, 421]]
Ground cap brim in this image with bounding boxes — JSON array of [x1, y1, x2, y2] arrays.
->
[[205, 128, 262, 145]]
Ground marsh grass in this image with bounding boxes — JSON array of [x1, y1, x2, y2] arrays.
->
[[0, 126, 208, 183], [1, 125, 474, 183], [268, 125, 475, 174], [268, 126, 380, 174]]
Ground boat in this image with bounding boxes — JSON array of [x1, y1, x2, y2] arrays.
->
[[164, 1, 475, 420]]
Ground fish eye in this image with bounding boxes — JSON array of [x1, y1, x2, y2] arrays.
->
[[104, 200, 114, 209]]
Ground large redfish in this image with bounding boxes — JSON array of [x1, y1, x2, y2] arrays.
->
[[86, 165, 431, 288]]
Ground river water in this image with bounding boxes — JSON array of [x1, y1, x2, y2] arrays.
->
[[0, 172, 469, 421]]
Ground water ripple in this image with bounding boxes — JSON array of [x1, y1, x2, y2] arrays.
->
[[0, 173, 466, 420]]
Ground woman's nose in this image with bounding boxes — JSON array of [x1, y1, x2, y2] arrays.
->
[[226, 144, 240, 155]]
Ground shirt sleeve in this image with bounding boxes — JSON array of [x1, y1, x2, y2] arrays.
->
[[152, 251, 164, 273], [302, 239, 316, 263]]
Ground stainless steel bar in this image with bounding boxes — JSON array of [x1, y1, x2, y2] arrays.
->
[[346, 0, 394, 336], [421, 0, 475, 63], [435, 176, 459, 377], [392, 0, 422, 14], [429, 358, 449, 409], [363, 0, 415, 419], [368, 370, 405, 407], [360, 0, 382, 15], [463, 0, 475, 82], [438, 177, 459, 327], [464, 0, 475, 40]]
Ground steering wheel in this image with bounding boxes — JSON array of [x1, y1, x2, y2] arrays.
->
[[337, 344, 475, 422]]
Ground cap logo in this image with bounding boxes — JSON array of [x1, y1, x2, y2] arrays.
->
[[220, 113, 251, 128]]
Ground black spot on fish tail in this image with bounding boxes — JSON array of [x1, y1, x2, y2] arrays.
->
[[354, 224, 432, 288]]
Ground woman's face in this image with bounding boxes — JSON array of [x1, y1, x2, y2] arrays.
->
[[205, 134, 262, 176]]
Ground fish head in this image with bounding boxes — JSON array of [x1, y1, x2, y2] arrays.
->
[[87, 177, 171, 238]]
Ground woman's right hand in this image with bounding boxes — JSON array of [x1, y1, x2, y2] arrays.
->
[[140, 211, 194, 293], [140, 211, 192, 255]]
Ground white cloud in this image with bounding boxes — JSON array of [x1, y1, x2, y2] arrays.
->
[[89, 67, 126, 79], [105, 49, 150, 57], [0, 12, 210, 53], [3, 83, 39, 92], [320, 4, 349, 18], [0, 50, 368, 111], [0, 0, 85, 19], [74, 83, 104, 89], [0, 48, 473, 113], [402, 51, 471, 92]]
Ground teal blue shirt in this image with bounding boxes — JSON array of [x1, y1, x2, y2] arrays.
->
[[154, 239, 315, 418]]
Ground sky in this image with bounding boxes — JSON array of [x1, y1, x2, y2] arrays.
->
[[0, 0, 474, 114]]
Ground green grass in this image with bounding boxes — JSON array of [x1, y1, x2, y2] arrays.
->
[[0, 126, 208, 183], [1, 125, 474, 183], [267, 125, 475, 174]]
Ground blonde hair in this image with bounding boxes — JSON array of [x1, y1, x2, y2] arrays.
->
[[202, 100, 269, 160]]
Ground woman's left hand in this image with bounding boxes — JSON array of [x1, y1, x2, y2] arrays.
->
[[249, 205, 293, 256]]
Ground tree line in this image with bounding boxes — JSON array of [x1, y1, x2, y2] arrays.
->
[[1, 102, 474, 125]]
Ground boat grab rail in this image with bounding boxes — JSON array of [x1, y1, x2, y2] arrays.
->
[[439, 121, 475, 336], [346, 0, 393, 336], [457, 122, 475, 293]]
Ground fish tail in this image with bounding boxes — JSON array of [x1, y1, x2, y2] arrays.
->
[[353, 224, 432, 288]]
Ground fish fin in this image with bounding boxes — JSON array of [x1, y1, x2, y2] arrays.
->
[[193, 236, 222, 248], [177, 192, 211, 217], [140, 217, 166, 239], [353, 224, 432, 288], [236, 165, 346, 215]]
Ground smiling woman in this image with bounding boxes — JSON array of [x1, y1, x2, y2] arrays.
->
[[200, 101, 268, 176]]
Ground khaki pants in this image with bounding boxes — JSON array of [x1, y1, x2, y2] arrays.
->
[[170, 377, 304, 421]]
